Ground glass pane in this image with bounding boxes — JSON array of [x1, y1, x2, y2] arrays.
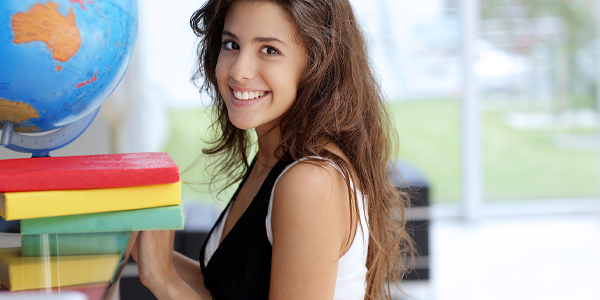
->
[[163, 109, 217, 201], [351, 0, 463, 203], [389, 100, 462, 203], [480, 0, 599, 201]]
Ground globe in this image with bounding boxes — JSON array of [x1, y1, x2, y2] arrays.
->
[[0, 0, 137, 157]]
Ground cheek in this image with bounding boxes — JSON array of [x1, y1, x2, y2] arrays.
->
[[274, 76, 298, 108], [273, 65, 302, 106]]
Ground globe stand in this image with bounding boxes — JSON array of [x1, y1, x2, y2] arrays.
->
[[0, 107, 101, 158]]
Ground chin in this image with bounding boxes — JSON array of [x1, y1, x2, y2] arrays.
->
[[233, 124, 255, 131], [228, 117, 257, 131]]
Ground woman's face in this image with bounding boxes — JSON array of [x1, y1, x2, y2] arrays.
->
[[215, 1, 308, 133]]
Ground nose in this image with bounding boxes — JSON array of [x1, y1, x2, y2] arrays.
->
[[229, 51, 256, 81]]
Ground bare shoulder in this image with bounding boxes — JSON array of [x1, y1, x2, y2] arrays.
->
[[269, 158, 351, 298], [274, 158, 347, 207], [271, 157, 351, 253], [275, 142, 354, 196]]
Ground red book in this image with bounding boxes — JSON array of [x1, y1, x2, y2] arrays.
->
[[0, 152, 179, 192], [0, 283, 109, 300]]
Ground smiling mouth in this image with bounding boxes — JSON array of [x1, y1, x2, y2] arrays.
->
[[232, 89, 270, 100]]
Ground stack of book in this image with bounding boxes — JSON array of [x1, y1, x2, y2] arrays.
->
[[0, 152, 184, 298]]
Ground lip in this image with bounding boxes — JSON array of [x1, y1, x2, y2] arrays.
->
[[229, 86, 270, 107]]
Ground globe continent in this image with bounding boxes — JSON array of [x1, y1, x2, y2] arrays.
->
[[0, 0, 137, 133]]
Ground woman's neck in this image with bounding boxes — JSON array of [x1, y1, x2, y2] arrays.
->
[[254, 125, 282, 174]]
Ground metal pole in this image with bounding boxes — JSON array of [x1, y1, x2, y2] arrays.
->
[[461, 0, 481, 221], [0, 122, 14, 146]]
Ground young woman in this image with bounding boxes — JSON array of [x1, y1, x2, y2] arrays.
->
[[131, 0, 413, 299]]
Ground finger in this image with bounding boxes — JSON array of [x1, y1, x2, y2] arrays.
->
[[130, 231, 141, 262]]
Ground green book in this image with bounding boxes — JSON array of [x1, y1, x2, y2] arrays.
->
[[21, 204, 185, 235], [21, 231, 132, 256]]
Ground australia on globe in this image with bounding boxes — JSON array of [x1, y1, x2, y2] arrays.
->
[[0, 0, 137, 152]]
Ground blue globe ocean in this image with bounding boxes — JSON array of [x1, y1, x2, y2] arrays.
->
[[0, 0, 137, 156]]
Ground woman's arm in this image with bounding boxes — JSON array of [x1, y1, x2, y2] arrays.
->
[[173, 251, 213, 298], [269, 161, 352, 300], [131, 230, 212, 300]]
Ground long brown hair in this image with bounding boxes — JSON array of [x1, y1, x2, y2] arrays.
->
[[190, 0, 414, 299]]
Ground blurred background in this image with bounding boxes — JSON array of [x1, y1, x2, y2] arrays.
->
[[2, 0, 600, 299]]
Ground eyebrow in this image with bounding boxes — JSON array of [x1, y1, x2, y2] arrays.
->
[[222, 31, 287, 45]]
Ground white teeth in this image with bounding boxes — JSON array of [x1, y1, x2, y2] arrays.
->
[[233, 90, 267, 100]]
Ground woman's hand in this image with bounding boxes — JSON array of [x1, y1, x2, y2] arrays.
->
[[130, 230, 212, 300], [131, 230, 180, 297]]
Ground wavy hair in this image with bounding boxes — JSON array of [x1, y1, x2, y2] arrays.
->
[[190, 0, 414, 299]]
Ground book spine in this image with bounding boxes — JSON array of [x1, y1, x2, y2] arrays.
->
[[1, 167, 180, 192], [0, 283, 109, 300], [0, 152, 180, 193], [2, 181, 181, 221], [21, 204, 184, 235], [6, 254, 121, 291], [21, 232, 132, 256]]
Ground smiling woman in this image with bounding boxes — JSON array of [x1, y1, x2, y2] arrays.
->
[[130, 1, 414, 300], [215, 2, 307, 132]]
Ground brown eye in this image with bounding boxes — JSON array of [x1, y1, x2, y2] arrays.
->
[[223, 41, 239, 50], [261, 46, 280, 55]]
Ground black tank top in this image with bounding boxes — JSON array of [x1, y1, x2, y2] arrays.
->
[[199, 158, 291, 300]]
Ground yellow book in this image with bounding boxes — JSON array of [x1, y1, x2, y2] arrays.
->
[[0, 181, 181, 221], [0, 247, 120, 291]]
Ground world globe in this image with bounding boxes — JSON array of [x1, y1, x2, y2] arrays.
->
[[0, 0, 137, 157]]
